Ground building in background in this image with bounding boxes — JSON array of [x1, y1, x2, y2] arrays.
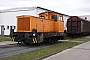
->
[[0, 6, 69, 36], [79, 15, 90, 20]]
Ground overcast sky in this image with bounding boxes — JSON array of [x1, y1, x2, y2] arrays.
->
[[0, 0, 90, 16]]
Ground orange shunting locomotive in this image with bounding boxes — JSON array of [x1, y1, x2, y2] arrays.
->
[[10, 11, 66, 44]]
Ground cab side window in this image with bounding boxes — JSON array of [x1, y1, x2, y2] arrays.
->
[[59, 16, 63, 21], [52, 15, 57, 21], [40, 16, 45, 18]]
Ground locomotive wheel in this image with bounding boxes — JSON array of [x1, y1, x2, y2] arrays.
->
[[49, 37, 56, 43], [23, 42, 29, 45], [25, 33, 29, 38], [54, 37, 58, 43]]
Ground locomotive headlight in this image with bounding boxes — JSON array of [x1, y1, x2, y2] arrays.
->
[[33, 33, 35, 36]]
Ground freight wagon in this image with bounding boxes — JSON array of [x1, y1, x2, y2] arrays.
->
[[67, 16, 90, 37], [10, 11, 66, 44]]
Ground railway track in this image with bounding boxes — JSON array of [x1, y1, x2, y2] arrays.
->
[[0, 43, 49, 58]]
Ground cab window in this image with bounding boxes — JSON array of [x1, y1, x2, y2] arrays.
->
[[40, 16, 45, 18], [59, 16, 63, 21], [51, 15, 57, 21]]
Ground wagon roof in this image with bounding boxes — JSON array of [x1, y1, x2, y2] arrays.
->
[[68, 16, 90, 22]]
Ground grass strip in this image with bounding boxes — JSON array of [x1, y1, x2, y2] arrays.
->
[[66, 36, 90, 42], [0, 36, 11, 41]]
